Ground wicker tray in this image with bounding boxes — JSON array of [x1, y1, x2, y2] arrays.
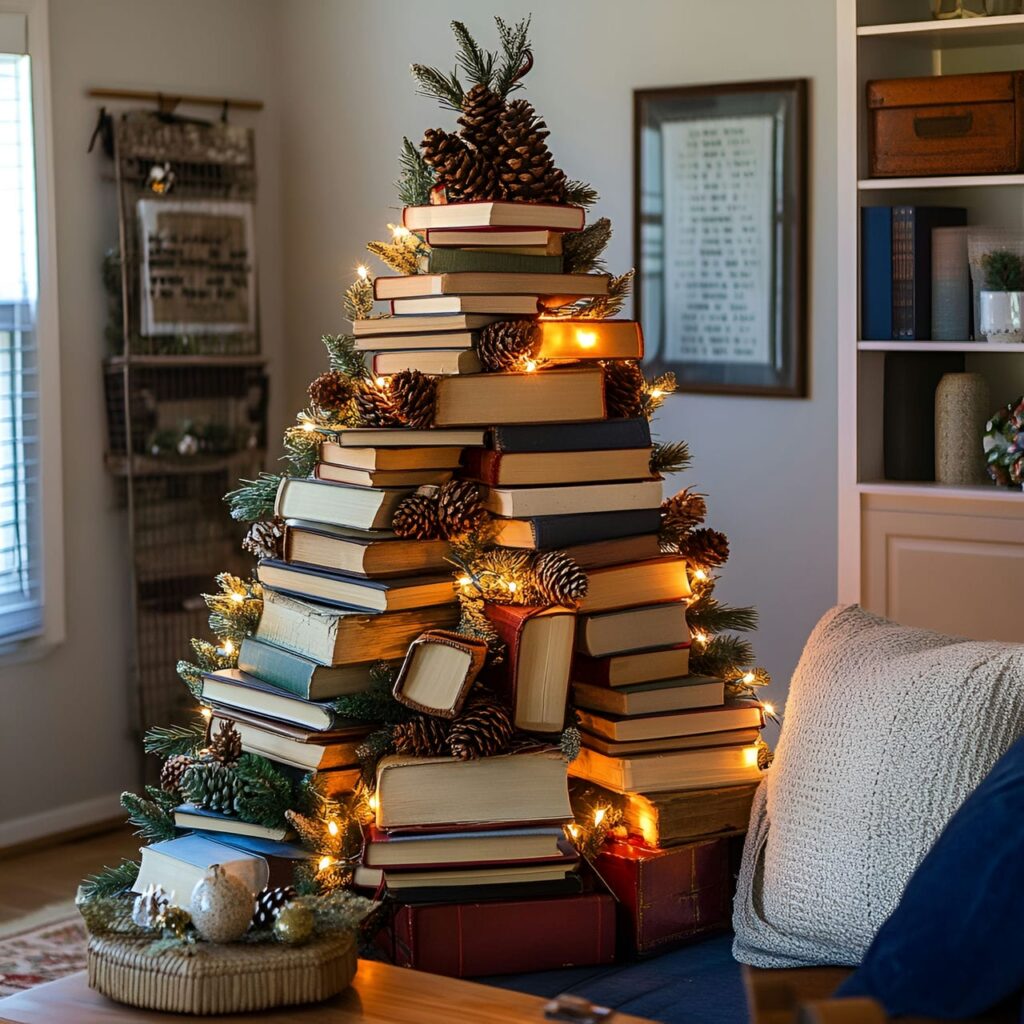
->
[[87, 932, 358, 1015]]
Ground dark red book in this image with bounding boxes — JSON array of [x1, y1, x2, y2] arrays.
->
[[594, 836, 732, 956], [377, 892, 616, 977]]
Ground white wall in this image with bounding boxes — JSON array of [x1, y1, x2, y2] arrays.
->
[[278, 0, 839, 734], [0, 0, 285, 839]]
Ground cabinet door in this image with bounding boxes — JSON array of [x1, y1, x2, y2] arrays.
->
[[862, 492, 1024, 643]]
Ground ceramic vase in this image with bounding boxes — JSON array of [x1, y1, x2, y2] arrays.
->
[[979, 290, 1024, 343], [935, 373, 991, 485]]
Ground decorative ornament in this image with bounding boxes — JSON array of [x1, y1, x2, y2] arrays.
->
[[389, 369, 437, 428], [457, 83, 507, 162], [436, 480, 484, 537], [155, 904, 192, 941], [242, 517, 285, 561], [132, 883, 171, 929], [497, 99, 566, 203], [421, 128, 502, 202], [476, 320, 539, 372], [448, 692, 515, 760], [984, 395, 1024, 487], [273, 902, 315, 946], [159, 753, 195, 795], [391, 492, 441, 539], [533, 550, 588, 605], [602, 361, 646, 419], [307, 371, 354, 413], [147, 161, 176, 194], [207, 719, 243, 765], [177, 433, 200, 457], [190, 865, 254, 944], [180, 762, 245, 816], [252, 885, 297, 928], [678, 527, 730, 569], [392, 714, 450, 757], [353, 379, 401, 427]]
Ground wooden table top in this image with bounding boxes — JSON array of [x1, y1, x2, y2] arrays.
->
[[0, 960, 660, 1023]]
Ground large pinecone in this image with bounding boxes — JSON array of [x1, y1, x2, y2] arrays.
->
[[497, 100, 566, 203], [422, 128, 502, 202], [390, 369, 437, 429], [457, 83, 506, 162], [533, 550, 588, 605], [391, 493, 441, 540], [252, 885, 296, 928], [242, 517, 285, 561], [436, 480, 484, 538], [207, 720, 242, 765], [476, 320, 538, 372], [160, 753, 195, 795], [603, 360, 646, 419], [180, 762, 246, 816], [448, 692, 515, 760], [353, 380, 401, 427], [308, 371, 354, 413], [679, 528, 730, 569], [660, 489, 708, 545], [392, 715, 450, 757]]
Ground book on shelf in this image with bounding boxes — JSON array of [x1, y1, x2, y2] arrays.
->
[[576, 602, 690, 657], [424, 226, 564, 253], [132, 834, 273, 900], [402, 201, 585, 232], [320, 426, 486, 447], [423, 247, 564, 275], [482, 479, 662, 519], [256, 589, 458, 665], [559, 533, 662, 570], [356, 868, 584, 905], [362, 824, 566, 870], [374, 749, 572, 832], [237, 636, 391, 700], [573, 645, 691, 688], [314, 462, 455, 488], [257, 561, 456, 613], [571, 675, 723, 717], [483, 605, 576, 734], [319, 443, 466, 470], [351, 314, 503, 337], [580, 726, 762, 757], [575, 702, 763, 743], [275, 477, 411, 531], [614, 783, 759, 848], [530, 319, 644, 362], [355, 331, 479, 353], [374, 272, 606, 301], [432, 367, 606, 427], [493, 508, 663, 551], [173, 804, 293, 842], [861, 206, 895, 341], [576, 557, 690, 614], [461, 446, 653, 487], [487, 417, 651, 453], [569, 743, 761, 794], [283, 522, 450, 579], [391, 630, 488, 718], [391, 295, 540, 316], [370, 349, 482, 377], [378, 853, 578, 893]]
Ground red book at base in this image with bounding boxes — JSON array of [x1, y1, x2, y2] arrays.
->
[[594, 836, 732, 957], [377, 893, 616, 977]]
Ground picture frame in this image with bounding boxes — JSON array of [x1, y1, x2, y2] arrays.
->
[[634, 79, 808, 397]]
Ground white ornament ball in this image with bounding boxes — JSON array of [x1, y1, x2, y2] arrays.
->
[[189, 865, 253, 944]]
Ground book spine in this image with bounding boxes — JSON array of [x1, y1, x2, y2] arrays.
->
[[571, 652, 612, 686], [530, 508, 664, 549], [861, 207, 893, 341], [458, 448, 499, 484], [237, 639, 314, 699], [427, 248, 564, 275], [913, 207, 967, 341], [893, 206, 913, 340], [488, 418, 652, 453]]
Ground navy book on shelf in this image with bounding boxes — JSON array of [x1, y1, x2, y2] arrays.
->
[[862, 206, 894, 341]]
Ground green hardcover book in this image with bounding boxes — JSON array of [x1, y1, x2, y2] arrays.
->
[[425, 248, 564, 275]]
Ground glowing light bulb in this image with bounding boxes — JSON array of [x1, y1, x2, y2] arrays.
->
[[650, 388, 665, 399], [523, 359, 538, 373], [693, 569, 708, 583], [458, 576, 473, 587], [200, 707, 213, 721], [507, 581, 518, 593], [390, 225, 410, 239], [763, 702, 775, 716], [231, 591, 244, 604], [375, 376, 387, 388], [222, 639, 235, 656], [593, 807, 607, 827], [693, 631, 708, 646], [567, 823, 580, 840], [575, 329, 597, 350], [743, 671, 756, 685], [301, 419, 316, 432], [327, 820, 339, 837], [318, 856, 333, 872], [356, 265, 369, 280], [368, 793, 379, 812], [743, 746, 759, 768]]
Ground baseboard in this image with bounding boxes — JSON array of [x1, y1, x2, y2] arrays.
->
[[0, 792, 124, 851]]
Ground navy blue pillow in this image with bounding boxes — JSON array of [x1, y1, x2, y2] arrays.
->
[[836, 734, 1024, 1018]]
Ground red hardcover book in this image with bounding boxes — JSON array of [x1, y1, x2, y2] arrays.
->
[[594, 837, 732, 956], [378, 893, 616, 977], [572, 644, 691, 688]]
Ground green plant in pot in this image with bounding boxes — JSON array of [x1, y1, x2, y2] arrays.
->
[[980, 249, 1024, 344]]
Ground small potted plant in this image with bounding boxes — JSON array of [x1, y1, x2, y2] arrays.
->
[[980, 249, 1024, 343]]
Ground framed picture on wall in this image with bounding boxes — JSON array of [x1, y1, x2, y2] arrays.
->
[[634, 79, 808, 397]]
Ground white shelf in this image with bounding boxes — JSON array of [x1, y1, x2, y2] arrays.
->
[[859, 174, 1024, 190], [858, 480, 1023, 502], [857, 14, 1024, 48], [858, 340, 1024, 352]]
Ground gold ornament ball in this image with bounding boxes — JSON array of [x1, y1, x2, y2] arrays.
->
[[273, 903, 314, 945], [189, 865, 254, 944]]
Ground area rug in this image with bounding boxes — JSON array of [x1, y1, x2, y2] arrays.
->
[[0, 903, 86, 996]]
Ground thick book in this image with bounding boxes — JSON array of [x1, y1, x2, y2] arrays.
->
[[402, 201, 585, 232], [482, 479, 663, 519], [391, 630, 488, 717], [375, 749, 572, 832], [173, 804, 293, 842], [320, 426, 486, 447], [424, 227, 564, 252], [483, 605, 576, 733], [576, 557, 690, 614], [433, 367, 606, 427], [362, 824, 565, 870], [861, 206, 894, 341], [355, 331, 479, 352], [284, 521, 450, 579], [314, 462, 454, 488], [257, 560, 456, 613], [133, 834, 271, 901], [574, 645, 691, 688], [569, 742, 761, 794], [381, 847, 578, 892], [618, 783, 760, 847], [580, 726, 761, 757], [425, 247, 564, 274], [351, 314, 502, 337], [375, 272, 606, 300], [571, 675, 723, 717], [274, 477, 412, 531], [576, 602, 690, 657], [237, 636, 390, 700], [360, 871, 584, 905], [391, 295, 540, 316], [532, 319, 644, 361], [371, 349, 482, 377], [595, 837, 732, 955], [560, 533, 663, 570], [461, 447, 653, 487], [378, 893, 616, 978], [256, 589, 458, 665], [494, 508, 663, 551], [319, 443, 465, 470], [488, 418, 651, 453], [575, 701, 764, 743]]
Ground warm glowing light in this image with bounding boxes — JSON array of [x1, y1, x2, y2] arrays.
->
[[221, 639, 235, 656], [650, 389, 665, 399], [356, 265, 369, 280], [231, 591, 245, 604], [763, 702, 775, 716], [693, 569, 708, 583], [301, 419, 316, 432], [593, 807, 608, 827], [743, 746, 759, 768], [507, 581, 518, 593], [327, 820, 339, 837], [368, 793, 379, 812], [200, 707, 213, 721], [567, 823, 580, 840], [523, 359, 538, 373], [318, 856, 333, 872], [375, 376, 387, 388], [390, 224, 410, 239], [575, 329, 597, 350], [743, 672, 756, 685], [457, 575, 473, 587], [692, 631, 709, 646]]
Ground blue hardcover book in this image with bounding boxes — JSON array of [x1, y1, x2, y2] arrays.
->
[[862, 206, 893, 340]]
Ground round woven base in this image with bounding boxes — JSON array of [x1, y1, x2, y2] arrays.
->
[[87, 932, 357, 1015]]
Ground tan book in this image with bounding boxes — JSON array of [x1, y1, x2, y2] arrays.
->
[[392, 295, 541, 316], [375, 272, 608, 301], [482, 479, 662, 518], [172, 806, 292, 842], [363, 825, 565, 869], [573, 645, 691, 687], [392, 630, 488, 717], [275, 477, 411, 531], [462, 447, 654, 487], [314, 463, 454, 488], [575, 702, 764, 743], [208, 711, 363, 772], [383, 861, 575, 891], [577, 602, 690, 657], [321, 427, 485, 448], [621, 783, 760, 846], [558, 533, 663, 570], [371, 349, 482, 376], [425, 228, 564, 253], [284, 521, 450, 578], [532, 320, 644, 361], [576, 557, 691, 614], [580, 727, 762, 757], [355, 331, 478, 352], [352, 314, 503, 337], [571, 676, 723, 717], [402, 201, 585, 232], [319, 444, 465, 471]]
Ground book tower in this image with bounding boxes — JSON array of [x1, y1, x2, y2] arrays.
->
[[80, 17, 774, 980]]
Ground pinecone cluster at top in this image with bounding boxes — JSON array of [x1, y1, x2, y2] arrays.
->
[[392, 691, 515, 761], [421, 84, 567, 204]]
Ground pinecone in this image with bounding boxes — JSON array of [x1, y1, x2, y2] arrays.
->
[[422, 128, 502, 202], [476, 320, 539, 372], [602, 360, 646, 419], [660, 489, 708, 546], [132, 883, 171, 929], [391, 493, 441, 540], [308, 371, 354, 413], [457, 83, 506, 162], [436, 480, 484, 538], [392, 715, 450, 757], [160, 753, 195, 795], [680, 527, 730, 569], [448, 692, 515, 760], [207, 719, 242, 766], [533, 550, 588, 605], [242, 517, 285, 561], [252, 885, 297, 928], [180, 762, 245, 816], [390, 369, 437, 428], [497, 100, 566, 203], [353, 380, 401, 427]]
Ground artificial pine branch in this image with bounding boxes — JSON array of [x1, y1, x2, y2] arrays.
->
[[175, 660, 204, 698], [650, 440, 692, 476], [121, 791, 176, 843], [225, 472, 282, 523], [282, 426, 325, 478], [331, 663, 413, 724], [564, 269, 635, 320], [687, 598, 758, 635], [410, 62, 465, 111], [367, 239, 421, 276], [690, 634, 755, 680], [641, 371, 678, 418], [323, 333, 370, 380], [397, 137, 435, 206], [143, 721, 205, 759], [80, 860, 140, 901], [562, 218, 611, 273], [356, 728, 395, 784], [205, 573, 262, 643], [451, 20, 495, 89], [233, 753, 295, 829], [564, 180, 599, 208], [493, 16, 532, 98], [344, 274, 375, 323]]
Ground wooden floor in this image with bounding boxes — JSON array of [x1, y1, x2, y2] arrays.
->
[[0, 826, 139, 923]]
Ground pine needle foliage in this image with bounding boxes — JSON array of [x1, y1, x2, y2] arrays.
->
[[562, 218, 611, 274], [143, 721, 206, 759], [564, 180, 599, 208], [80, 860, 140, 901], [282, 426, 323, 478], [121, 791, 176, 843], [492, 16, 533, 99], [641, 370, 677, 418], [233, 753, 295, 828], [397, 137, 434, 206], [344, 274, 375, 323], [330, 662, 413, 724], [225, 472, 282, 523], [690, 634, 755, 680], [567, 269, 635, 320], [323, 333, 369, 380], [452, 20, 496, 89], [687, 597, 758, 635], [650, 440, 692, 476]]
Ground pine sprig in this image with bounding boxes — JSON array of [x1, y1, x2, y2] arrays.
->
[[690, 634, 755, 680], [564, 180, 599, 208], [452, 20, 495, 89], [323, 333, 370, 380], [564, 269, 634, 320], [330, 662, 412, 724], [282, 426, 324, 478], [225, 472, 282, 523], [650, 440, 692, 476], [80, 860, 140, 902], [562, 218, 611, 274], [143, 721, 206, 759], [687, 598, 759, 635], [121, 791, 176, 843], [233, 753, 295, 829], [493, 16, 532, 98], [410, 62, 464, 111], [397, 137, 435, 206], [344, 273, 375, 323]]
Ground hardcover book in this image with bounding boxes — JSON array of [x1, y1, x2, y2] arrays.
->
[[573, 645, 691, 687], [402, 200, 585, 232], [482, 479, 663, 519], [559, 533, 663, 570], [391, 294, 541, 316], [461, 447, 653, 487], [172, 805, 293, 843], [362, 824, 566, 870], [617, 783, 760, 848], [319, 426, 486, 447], [391, 629, 488, 717], [574, 701, 764, 743], [133, 835, 272, 901], [314, 462, 455, 488], [351, 314, 503, 337], [424, 227, 564, 252], [493, 508, 663, 551], [379, 845, 578, 892], [354, 331, 479, 352], [374, 271, 608, 300], [579, 726, 761, 758], [570, 675, 724, 718], [425, 247, 564, 275], [576, 557, 690, 613], [318, 443, 466, 470], [370, 349, 482, 377], [487, 418, 651, 453], [576, 602, 690, 657], [237, 636, 387, 700], [274, 477, 412, 531]]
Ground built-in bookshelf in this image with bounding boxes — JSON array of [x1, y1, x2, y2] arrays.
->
[[838, 0, 1024, 642]]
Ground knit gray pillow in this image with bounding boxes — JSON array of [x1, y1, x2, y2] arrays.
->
[[733, 604, 1024, 967]]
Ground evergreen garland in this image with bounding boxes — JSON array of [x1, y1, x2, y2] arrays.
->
[[330, 662, 412, 724], [121, 790, 176, 843], [562, 217, 611, 273], [650, 440, 692, 476], [323, 333, 370, 380], [80, 859, 140, 901], [225, 471, 283, 523], [690, 634, 756, 681], [397, 137, 434, 206], [232, 753, 295, 828], [143, 721, 206, 759]]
